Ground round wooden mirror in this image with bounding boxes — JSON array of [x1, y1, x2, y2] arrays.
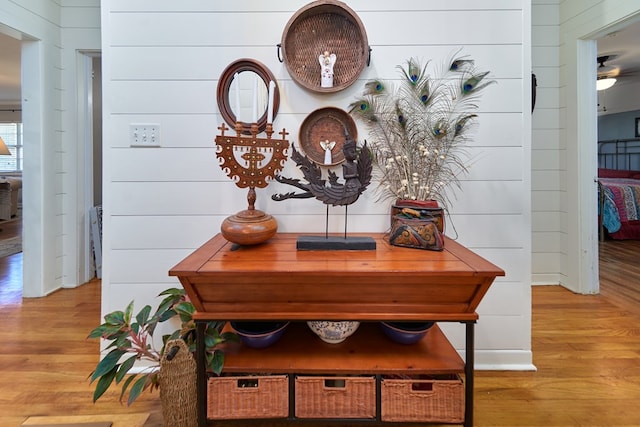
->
[[217, 58, 280, 134]]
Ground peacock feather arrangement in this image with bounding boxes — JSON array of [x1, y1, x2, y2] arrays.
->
[[349, 52, 494, 210]]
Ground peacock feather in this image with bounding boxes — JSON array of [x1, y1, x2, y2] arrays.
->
[[364, 80, 386, 95], [432, 119, 448, 139], [418, 80, 431, 106], [348, 98, 378, 123], [450, 58, 474, 72], [461, 71, 492, 95], [454, 114, 477, 137], [398, 58, 424, 85], [395, 102, 406, 128], [349, 52, 494, 210]]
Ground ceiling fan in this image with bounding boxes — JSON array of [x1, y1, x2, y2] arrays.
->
[[597, 55, 618, 90]]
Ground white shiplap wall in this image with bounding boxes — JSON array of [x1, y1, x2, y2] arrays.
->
[[60, 1, 102, 289], [531, 0, 563, 286], [102, 1, 532, 369]]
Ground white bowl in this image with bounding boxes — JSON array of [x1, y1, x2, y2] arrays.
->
[[307, 321, 360, 344]]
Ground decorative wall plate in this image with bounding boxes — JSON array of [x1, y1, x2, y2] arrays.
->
[[299, 107, 358, 166]]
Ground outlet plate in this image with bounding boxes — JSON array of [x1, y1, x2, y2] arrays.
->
[[130, 123, 160, 147]]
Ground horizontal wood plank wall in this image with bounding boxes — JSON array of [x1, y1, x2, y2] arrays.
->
[[60, 1, 102, 288], [102, 1, 532, 368], [531, 0, 563, 286]]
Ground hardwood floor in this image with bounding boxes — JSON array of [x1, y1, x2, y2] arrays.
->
[[0, 235, 639, 426]]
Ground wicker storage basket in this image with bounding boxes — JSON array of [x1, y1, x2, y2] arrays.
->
[[280, 0, 369, 93], [207, 375, 289, 420], [381, 374, 464, 423], [295, 375, 376, 419]]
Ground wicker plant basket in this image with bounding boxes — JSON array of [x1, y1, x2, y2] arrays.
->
[[159, 339, 198, 427], [207, 375, 289, 420], [294, 375, 376, 419], [381, 374, 464, 423], [280, 0, 370, 93]]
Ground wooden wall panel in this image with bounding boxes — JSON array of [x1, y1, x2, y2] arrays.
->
[[101, 1, 532, 368]]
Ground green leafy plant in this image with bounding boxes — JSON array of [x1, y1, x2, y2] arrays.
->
[[87, 288, 238, 405]]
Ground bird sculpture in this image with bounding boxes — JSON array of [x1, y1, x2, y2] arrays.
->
[[271, 132, 372, 207]]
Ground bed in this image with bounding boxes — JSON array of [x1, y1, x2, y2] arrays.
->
[[598, 139, 640, 240]]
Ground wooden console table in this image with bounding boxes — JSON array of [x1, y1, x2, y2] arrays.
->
[[169, 233, 504, 426]]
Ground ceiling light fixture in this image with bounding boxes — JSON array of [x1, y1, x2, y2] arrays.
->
[[596, 76, 616, 91]]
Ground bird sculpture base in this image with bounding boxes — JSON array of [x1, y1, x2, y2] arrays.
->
[[220, 209, 278, 246], [296, 235, 376, 251]]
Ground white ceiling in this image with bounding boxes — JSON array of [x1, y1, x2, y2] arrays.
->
[[597, 20, 640, 81]]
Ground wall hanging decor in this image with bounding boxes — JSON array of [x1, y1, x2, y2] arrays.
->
[[298, 106, 358, 166], [278, 0, 370, 93]]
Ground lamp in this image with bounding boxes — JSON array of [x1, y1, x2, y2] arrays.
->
[[0, 136, 10, 156], [0, 137, 10, 231], [597, 76, 616, 91]]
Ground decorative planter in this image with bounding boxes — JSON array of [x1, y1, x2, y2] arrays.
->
[[389, 200, 444, 251], [390, 200, 444, 233]]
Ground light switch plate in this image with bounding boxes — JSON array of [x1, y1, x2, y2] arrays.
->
[[130, 123, 160, 147]]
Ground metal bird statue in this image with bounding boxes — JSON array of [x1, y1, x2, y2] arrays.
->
[[272, 132, 372, 207]]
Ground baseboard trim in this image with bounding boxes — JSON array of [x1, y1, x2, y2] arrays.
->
[[467, 349, 536, 371]]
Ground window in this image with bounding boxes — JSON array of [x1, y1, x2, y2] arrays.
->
[[0, 123, 23, 172]]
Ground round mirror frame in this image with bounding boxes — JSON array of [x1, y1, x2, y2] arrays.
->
[[217, 58, 280, 135]]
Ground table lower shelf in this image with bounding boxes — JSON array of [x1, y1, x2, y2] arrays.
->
[[222, 322, 464, 375]]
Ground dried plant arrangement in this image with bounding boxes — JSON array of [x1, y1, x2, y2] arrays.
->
[[349, 52, 494, 210]]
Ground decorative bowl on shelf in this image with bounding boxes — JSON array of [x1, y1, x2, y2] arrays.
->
[[380, 321, 435, 345], [307, 320, 360, 344], [230, 321, 290, 349]]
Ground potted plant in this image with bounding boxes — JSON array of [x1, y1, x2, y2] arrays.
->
[[349, 52, 494, 210], [87, 287, 238, 406]]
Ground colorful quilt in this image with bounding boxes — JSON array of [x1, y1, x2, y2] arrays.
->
[[599, 177, 640, 233]]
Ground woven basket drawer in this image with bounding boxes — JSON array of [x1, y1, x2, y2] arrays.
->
[[207, 375, 288, 420], [381, 374, 464, 423], [295, 375, 376, 419]]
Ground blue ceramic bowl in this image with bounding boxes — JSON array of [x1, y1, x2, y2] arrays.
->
[[230, 321, 289, 349], [380, 321, 434, 345]]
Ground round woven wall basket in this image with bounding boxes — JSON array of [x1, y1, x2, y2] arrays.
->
[[280, 0, 370, 93], [299, 107, 357, 166]]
